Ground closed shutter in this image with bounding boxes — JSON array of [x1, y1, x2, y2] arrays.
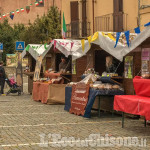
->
[[113, 0, 123, 32], [70, 1, 79, 37]]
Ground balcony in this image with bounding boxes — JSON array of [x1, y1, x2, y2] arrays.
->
[[66, 21, 91, 39], [95, 13, 128, 32]]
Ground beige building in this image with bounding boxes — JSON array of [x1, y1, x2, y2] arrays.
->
[[0, 0, 61, 26], [62, 0, 150, 38]]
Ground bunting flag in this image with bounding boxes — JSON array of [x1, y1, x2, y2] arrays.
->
[[124, 30, 130, 47], [62, 12, 67, 39], [30, 4, 33, 7], [16, 9, 20, 14], [25, 45, 30, 52], [114, 32, 121, 48], [81, 39, 85, 52], [26, 6, 30, 14], [91, 32, 99, 42], [20, 8, 24, 12], [71, 42, 74, 50], [3, 14, 6, 18], [102, 32, 107, 37], [107, 33, 116, 41], [39, 0, 43, 3], [87, 36, 92, 47], [44, 43, 48, 50], [144, 22, 150, 27], [35, 2, 39, 6], [0, 16, 1, 20], [134, 27, 141, 34], [53, 40, 57, 50], [10, 12, 14, 20]]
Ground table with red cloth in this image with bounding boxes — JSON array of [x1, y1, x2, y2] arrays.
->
[[114, 95, 150, 121], [32, 82, 50, 104], [114, 76, 150, 124]]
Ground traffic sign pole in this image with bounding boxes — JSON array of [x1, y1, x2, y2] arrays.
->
[[15, 41, 25, 93]]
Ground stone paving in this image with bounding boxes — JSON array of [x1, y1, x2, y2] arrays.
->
[[0, 77, 149, 150]]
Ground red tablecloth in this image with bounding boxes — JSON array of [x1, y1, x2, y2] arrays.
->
[[44, 72, 61, 79], [133, 76, 150, 97], [114, 95, 150, 120], [32, 82, 50, 104]]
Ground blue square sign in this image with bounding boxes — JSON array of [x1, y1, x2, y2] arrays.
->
[[16, 41, 25, 51], [0, 43, 3, 50]]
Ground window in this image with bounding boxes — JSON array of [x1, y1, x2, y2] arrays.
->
[[36, 0, 44, 7]]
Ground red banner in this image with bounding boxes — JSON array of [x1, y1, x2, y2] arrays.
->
[[69, 82, 90, 116]]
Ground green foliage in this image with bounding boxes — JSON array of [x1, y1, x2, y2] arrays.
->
[[21, 6, 61, 44], [0, 19, 15, 63], [0, 6, 61, 63]]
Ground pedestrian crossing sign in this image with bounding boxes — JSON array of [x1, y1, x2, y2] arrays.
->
[[16, 41, 25, 51]]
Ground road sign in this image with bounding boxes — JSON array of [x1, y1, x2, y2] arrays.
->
[[16, 41, 25, 51], [0, 43, 3, 50]]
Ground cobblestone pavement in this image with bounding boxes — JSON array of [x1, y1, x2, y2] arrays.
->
[[0, 77, 149, 150]]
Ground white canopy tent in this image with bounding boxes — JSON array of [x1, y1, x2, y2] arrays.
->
[[51, 39, 90, 60], [21, 26, 150, 61], [21, 44, 52, 60], [91, 26, 150, 61]]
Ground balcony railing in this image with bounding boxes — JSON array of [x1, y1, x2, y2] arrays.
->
[[66, 21, 91, 38], [95, 13, 128, 32]]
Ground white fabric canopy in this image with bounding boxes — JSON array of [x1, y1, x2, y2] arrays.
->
[[21, 44, 52, 60], [51, 39, 90, 60], [21, 26, 150, 61], [91, 26, 150, 61]]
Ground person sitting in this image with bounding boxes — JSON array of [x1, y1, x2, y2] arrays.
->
[[105, 56, 116, 73], [59, 56, 70, 73], [0, 61, 6, 95]]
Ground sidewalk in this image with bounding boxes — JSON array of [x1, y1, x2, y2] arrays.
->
[[0, 77, 149, 149]]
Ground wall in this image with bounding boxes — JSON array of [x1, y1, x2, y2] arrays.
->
[[62, 0, 140, 35], [124, 0, 138, 32], [0, 0, 61, 26]]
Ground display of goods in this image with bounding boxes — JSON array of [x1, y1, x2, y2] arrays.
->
[[84, 68, 95, 75], [98, 84, 105, 89], [141, 72, 150, 79], [104, 84, 112, 89], [112, 85, 120, 89]]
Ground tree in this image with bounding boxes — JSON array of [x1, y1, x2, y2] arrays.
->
[[0, 19, 15, 63], [21, 6, 61, 44]]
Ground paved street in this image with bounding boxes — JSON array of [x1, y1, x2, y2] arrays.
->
[[0, 77, 149, 150]]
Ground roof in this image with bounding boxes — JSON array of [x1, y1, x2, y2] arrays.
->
[[21, 44, 52, 60]]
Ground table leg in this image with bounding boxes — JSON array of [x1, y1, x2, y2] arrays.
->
[[144, 119, 147, 127], [98, 96, 101, 118], [122, 112, 124, 128]]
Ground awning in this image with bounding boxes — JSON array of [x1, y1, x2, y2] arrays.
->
[[91, 26, 150, 61], [51, 39, 90, 60], [21, 44, 52, 60]]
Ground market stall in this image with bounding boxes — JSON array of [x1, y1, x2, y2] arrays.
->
[[22, 44, 52, 94], [63, 25, 150, 117], [21, 40, 90, 104]]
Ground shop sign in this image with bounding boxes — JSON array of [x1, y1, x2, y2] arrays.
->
[[69, 82, 90, 116]]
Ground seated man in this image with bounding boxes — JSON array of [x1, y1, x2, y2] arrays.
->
[[59, 56, 70, 73]]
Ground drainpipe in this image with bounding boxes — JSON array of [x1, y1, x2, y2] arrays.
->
[[138, 0, 140, 27], [92, 0, 95, 33]]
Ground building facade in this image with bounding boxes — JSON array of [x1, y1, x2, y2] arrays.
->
[[0, 0, 61, 26], [62, 0, 150, 39]]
